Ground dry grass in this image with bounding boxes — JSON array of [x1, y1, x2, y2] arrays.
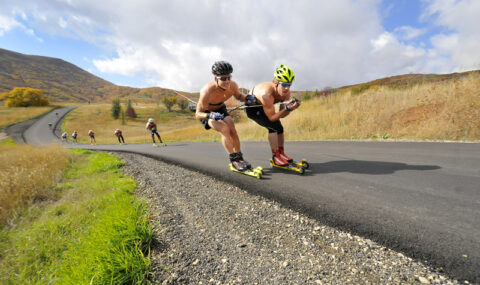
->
[[0, 106, 53, 129], [64, 103, 222, 143], [0, 144, 70, 225], [234, 73, 480, 141]]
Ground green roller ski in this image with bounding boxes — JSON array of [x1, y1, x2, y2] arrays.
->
[[229, 164, 263, 179], [270, 158, 306, 175]]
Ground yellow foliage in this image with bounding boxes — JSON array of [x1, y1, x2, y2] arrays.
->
[[5, 87, 49, 107]]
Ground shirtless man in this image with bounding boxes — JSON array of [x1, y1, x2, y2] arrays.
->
[[195, 61, 256, 171], [146, 118, 165, 146], [88, 129, 96, 145], [114, 128, 125, 144], [244, 64, 301, 166]]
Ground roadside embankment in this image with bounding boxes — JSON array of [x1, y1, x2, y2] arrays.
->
[[0, 149, 152, 284]]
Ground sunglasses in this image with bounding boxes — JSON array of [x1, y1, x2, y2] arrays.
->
[[217, 76, 232, 81], [280, 82, 292, 87]]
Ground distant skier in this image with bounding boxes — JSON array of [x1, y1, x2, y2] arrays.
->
[[114, 128, 125, 144], [61, 132, 68, 143], [146, 118, 165, 146], [71, 130, 78, 143], [88, 129, 96, 145]]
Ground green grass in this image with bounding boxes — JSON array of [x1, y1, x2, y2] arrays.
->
[[0, 150, 152, 284], [0, 137, 15, 145]]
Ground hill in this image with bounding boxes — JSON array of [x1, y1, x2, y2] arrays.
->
[[0, 48, 114, 102], [0, 48, 197, 103], [297, 70, 480, 98]]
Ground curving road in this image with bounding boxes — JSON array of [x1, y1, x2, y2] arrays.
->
[[21, 107, 480, 282]]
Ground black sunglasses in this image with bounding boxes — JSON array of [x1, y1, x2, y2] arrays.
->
[[217, 76, 232, 81]]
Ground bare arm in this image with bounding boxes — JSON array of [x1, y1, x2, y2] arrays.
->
[[231, 82, 247, 102], [262, 95, 291, 122], [195, 88, 211, 120]]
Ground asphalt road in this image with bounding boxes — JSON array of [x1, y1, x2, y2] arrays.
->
[[22, 107, 480, 282]]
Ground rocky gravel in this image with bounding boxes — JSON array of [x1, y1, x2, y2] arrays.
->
[[115, 152, 463, 285]]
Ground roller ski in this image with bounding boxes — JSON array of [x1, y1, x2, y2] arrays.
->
[[229, 164, 263, 179], [228, 152, 263, 179], [270, 148, 308, 175]]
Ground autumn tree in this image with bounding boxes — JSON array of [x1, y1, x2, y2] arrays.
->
[[162, 96, 177, 112], [4, 87, 49, 107], [126, 99, 137, 118]]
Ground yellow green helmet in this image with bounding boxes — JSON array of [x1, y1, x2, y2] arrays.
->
[[274, 64, 295, 83]]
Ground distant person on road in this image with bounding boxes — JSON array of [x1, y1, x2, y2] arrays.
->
[[48, 123, 53, 129], [72, 130, 78, 143], [114, 128, 125, 144], [195, 60, 255, 171], [146, 118, 165, 146], [88, 129, 96, 145], [61, 132, 68, 143], [245, 64, 300, 166]]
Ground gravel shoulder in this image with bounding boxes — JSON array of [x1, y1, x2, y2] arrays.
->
[[114, 152, 462, 285]]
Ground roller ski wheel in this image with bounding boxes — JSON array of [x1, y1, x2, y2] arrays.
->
[[229, 164, 263, 179], [270, 158, 306, 175], [288, 158, 309, 169]]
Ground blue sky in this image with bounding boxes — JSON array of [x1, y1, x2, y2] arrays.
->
[[1, 0, 479, 91]]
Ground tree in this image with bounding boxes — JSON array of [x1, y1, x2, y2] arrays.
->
[[111, 98, 121, 119], [177, 99, 189, 112], [126, 99, 137, 118], [4, 87, 49, 107], [162, 96, 177, 112]]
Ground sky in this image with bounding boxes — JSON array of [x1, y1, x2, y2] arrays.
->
[[0, 0, 479, 92]]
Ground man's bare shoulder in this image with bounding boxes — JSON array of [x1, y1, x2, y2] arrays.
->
[[200, 81, 216, 96], [254, 82, 275, 97]]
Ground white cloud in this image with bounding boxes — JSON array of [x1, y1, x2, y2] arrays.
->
[[422, 0, 480, 71], [2, 0, 479, 91], [0, 14, 22, 36], [394, 26, 426, 40]]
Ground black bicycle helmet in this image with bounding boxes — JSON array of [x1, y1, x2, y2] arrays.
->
[[212, 61, 233, 76]]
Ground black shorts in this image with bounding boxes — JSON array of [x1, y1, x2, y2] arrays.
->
[[200, 104, 231, 130], [245, 106, 284, 134]]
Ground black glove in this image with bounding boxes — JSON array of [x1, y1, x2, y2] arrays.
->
[[208, 112, 224, 121], [245, 94, 257, 106]]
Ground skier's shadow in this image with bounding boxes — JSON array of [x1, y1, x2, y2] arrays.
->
[[308, 160, 441, 175]]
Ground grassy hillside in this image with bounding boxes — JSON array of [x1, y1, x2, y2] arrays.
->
[[0, 48, 198, 103], [271, 72, 480, 141], [0, 48, 113, 102], [0, 106, 54, 129], [295, 70, 480, 98]]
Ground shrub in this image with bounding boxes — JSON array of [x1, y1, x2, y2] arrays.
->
[[4, 87, 49, 107], [177, 99, 189, 111]]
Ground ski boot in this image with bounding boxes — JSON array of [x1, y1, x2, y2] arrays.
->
[[270, 149, 306, 175], [279, 147, 309, 169]]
